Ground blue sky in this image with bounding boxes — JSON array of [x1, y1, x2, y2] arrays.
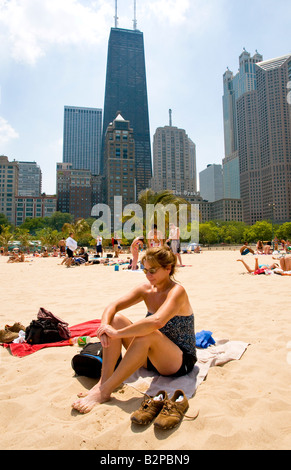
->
[[0, 0, 290, 194]]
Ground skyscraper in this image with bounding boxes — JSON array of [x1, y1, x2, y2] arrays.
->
[[63, 106, 102, 175], [237, 54, 291, 224], [103, 113, 136, 214], [102, 26, 152, 196], [222, 49, 263, 199], [151, 123, 197, 195]]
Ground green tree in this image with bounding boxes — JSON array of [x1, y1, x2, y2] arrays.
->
[[243, 221, 272, 242], [199, 223, 220, 245], [218, 221, 247, 244], [0, 213, 10, 231], [35, 228, 60, 249], [49, 212, 74, 232], [133, 189, 190, 240], [62, 218, 91, 241], [0, 225, 14, 250], [275, 222, 291, 241], [14, 228, 32, 250], [19, 217, 47, 235]]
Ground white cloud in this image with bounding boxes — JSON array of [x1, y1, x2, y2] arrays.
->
[[0, 117, 19, 144], [141, 0, 191, 25], [0, 0, 112, 65]]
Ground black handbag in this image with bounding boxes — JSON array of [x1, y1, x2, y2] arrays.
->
[[25, 319, 64, 344], [71, 342, 122, 378]]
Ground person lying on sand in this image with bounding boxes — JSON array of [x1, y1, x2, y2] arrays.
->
[[72, 246, 197, 414], [237, 257, 278, 275], [7, 251, 25, 263]]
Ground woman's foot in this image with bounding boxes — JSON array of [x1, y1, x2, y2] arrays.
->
[[72, 386, 110, 413]]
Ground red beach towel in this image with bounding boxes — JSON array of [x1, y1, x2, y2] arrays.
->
[[1, 319, 101, 358]]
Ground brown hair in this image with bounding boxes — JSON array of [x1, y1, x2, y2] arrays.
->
[[141, 245, 177, 277]]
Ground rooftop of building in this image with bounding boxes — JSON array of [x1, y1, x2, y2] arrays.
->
[[256, 54, 291, 71]]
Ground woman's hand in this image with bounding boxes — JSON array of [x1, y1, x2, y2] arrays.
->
[[97, 324, 119, 348]]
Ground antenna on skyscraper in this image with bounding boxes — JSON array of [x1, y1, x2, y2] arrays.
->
[[133, 0, 137, 30], [169, 109, 172, 127], [114, 0, 118, 28]]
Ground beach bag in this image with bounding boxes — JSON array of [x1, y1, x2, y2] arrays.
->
[[71, 342, 122, 378], [25, 308, 71, 345]]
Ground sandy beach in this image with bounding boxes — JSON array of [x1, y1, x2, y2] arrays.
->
[[0, 249, 290, 450]]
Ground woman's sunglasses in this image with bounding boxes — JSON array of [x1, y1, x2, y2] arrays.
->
[[143, 267, 160, 275]]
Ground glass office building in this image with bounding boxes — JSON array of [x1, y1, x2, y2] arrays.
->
[[222, 50, 263, 201], [63, 106, 102, 176], [102, 27, 152, 197]]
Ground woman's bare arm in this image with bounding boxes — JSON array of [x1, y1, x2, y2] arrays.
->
[[99, 284, 188, 341]]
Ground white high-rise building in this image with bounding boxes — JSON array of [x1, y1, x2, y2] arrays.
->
[[150, 123, 197, 196], [17, 161, 42, 197]]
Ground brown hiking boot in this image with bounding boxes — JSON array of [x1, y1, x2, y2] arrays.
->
[[154, 389, 190, 430], [0, 329, 19, 343], [5, 322, 26, 333], [131, 391, 168, 425]]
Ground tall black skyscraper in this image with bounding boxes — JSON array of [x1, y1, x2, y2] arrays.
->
[[102, 27, 152, 196]]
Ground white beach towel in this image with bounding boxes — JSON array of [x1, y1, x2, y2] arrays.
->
[[125, 339, 249, 398]]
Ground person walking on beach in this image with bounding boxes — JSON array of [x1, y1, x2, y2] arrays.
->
[[65, 233, 77, 267], [58, 238, 66, 257], [96, 235, 103, 258], [72, 245, 197, 414], [130, 236, 144, 270], [166, 223, 183, 266]]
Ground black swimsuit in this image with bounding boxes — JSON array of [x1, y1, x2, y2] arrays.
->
[[146, 312, 197, 377]]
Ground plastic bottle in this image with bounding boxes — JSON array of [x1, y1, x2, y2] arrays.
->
[[69, 336, 91, 347]]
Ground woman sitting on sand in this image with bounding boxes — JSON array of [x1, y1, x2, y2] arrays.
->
[[7, 250, 25, 263], [72, 245, 197, 414], [256, 240, 264, 254]]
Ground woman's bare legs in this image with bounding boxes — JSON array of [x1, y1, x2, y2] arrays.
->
[[237, 257, 259, 273], [280, 255, 291, 271], [131, 253, 138, 270], [72, 314, 183, 414], [237, 258, 253, 273]]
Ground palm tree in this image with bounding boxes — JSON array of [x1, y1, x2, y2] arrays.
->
[[35, 228, 60, 249], [61, 218, 91, 241], [136, 189, 191, 238], [0, 225, 14, 251], [14, 228, 32, 250]]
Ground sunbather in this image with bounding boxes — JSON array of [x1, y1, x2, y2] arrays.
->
[[237, 257, 278, 274], [72, 245, 197, 414], [278, 254, 291, 271], [240, 242, 255, 255]]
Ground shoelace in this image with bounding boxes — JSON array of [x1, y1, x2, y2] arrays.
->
[[140, 394, 162, 409], [160, 399, 198, 420]]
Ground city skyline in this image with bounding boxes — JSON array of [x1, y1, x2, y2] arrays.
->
[[0, 0, 290, 195]]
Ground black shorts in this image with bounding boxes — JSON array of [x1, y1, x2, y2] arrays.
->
[[66, 248, 74, 258], [96, 245, 102, 253], [147, 349, 196, 377]]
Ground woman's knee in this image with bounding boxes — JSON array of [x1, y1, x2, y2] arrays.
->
[[131, 331, 159, 349], [111, 313, 132, 329]]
